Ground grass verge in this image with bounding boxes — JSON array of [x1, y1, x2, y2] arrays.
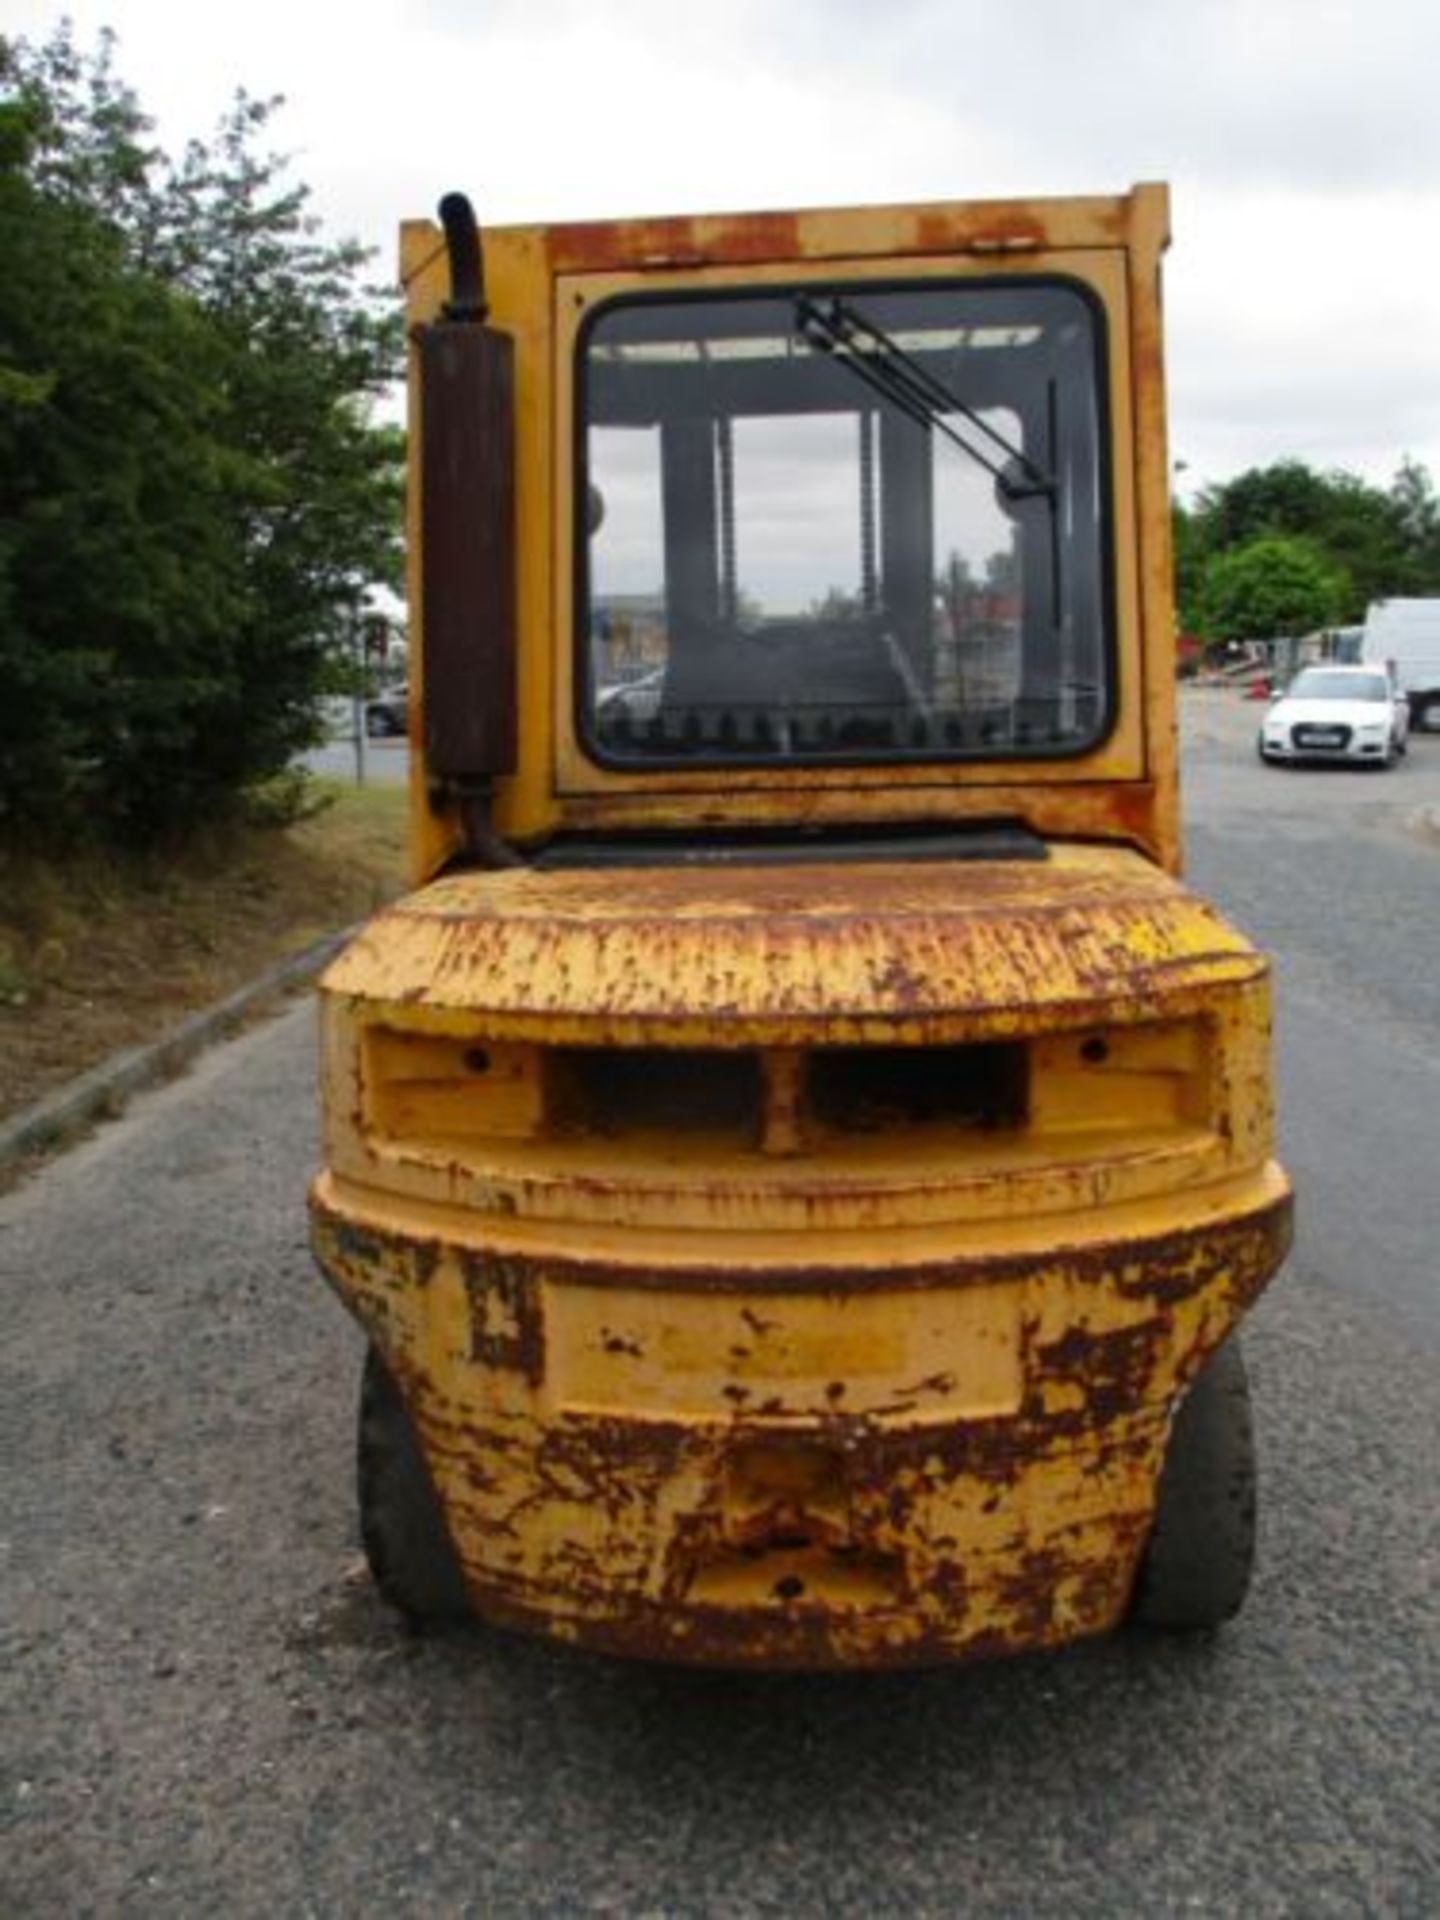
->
[[0, 779, 407, 1125]]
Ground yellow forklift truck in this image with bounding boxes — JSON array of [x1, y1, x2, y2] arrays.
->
[[310, 184, 1291, 1666]]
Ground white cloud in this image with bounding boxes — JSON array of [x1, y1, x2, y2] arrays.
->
[[8, 0, 1439, 489]]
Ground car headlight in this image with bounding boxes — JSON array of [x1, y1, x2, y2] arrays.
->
[[1357, 723, 1387, 738]]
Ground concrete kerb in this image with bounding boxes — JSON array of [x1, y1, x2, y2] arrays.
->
[[0, 927, 354, 1168]]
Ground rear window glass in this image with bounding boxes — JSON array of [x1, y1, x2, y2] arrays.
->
[[578, 281, 1113, 766]]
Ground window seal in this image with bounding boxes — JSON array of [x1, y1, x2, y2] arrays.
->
[[571, 272, 1119, 776]]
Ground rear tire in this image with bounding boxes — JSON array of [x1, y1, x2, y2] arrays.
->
[[1130, 1337, 1256, 1630], [358, 1347, 471, 1623], [1410, 693, 1440, 734]]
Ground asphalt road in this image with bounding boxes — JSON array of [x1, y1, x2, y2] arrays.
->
[[304, 733, 409, 786], [3, 692, 1437, 1916]]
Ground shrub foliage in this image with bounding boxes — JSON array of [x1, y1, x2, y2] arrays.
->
[[1175, 457, 1440, 644], [0, 25, 402, 844]]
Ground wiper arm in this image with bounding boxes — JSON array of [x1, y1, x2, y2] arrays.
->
[[795, 295, 1055, 503]]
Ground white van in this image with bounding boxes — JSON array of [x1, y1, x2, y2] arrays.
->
[[1361, 599, 1440, 732]]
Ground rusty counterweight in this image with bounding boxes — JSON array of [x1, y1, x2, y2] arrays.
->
[[312, 1171, 1290, 1667]]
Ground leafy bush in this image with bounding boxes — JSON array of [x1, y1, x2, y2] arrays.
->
[[1175, 457, 1440, 638], [0, 26, 402, 846], [1199, 535, 1345, 645]]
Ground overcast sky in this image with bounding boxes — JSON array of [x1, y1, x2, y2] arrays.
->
[[11, 0, 1439, 500]]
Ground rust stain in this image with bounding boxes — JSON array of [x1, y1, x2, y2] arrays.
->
[[311, 1149, 1287, 1666], [1106, 781, 1158, 846], [316, 1189, 1290, 1302], [912, 209, 1050, 254], [549, 211, 802, 273], [1027, 1320, 1167, 1427], [459, 1248, 545, 1385], [432, 1411, 1149, 1668], [553, 786, 1164, 861], [322, 848, 1265, 1036]]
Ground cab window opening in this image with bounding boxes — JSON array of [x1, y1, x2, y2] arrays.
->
[[579, 280, 1113, 766]]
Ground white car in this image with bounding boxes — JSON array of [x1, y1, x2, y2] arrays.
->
[[321, 686, 409, 741], [1258, 665, 1408, 768], [364, 684, 409, 739]]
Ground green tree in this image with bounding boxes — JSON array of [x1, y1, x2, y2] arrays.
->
[[1171, 500, 1207, 633], [142, 88, 405, 787], [1184, 459, 1409, 620], [1199, 535, 1345, 644], [0, 83, 240, 833], [1389, 457, 1440, 592], [0, 24, 402, 844]]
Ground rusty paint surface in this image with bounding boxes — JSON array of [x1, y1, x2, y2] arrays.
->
[[310, 845, 1288, 1667], [311, 1169, 1290, 1668], [311, 842, 1290, 1667], [546, 211, 803, 273], [322, 846, 1261, 1041], [548, 783, 1167, 866], [323, 993, 1270, 1241], [536, 192, 1152, 275]]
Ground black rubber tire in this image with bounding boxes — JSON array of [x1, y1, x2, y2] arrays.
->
[[357, 1346, 471, 1623], [1130, 1337, 1257, 1630], [1410, 693, 1440, 734]]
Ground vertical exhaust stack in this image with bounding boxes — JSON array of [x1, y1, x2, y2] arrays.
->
[[417, 192, 519, 861]]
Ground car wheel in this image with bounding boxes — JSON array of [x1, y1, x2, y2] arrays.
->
[[1411, 694, 1440, 734], [358, 1347, 471, 1623], [1129, 1337, 1256, 1630], [364, 708, 387, 739]]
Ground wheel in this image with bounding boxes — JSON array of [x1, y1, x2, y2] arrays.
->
[[1129, 1337, 1256, 1629], [357, 1346, 471, 1622], [365, 706, 397, 739], [1411, 694, 1440, 734]]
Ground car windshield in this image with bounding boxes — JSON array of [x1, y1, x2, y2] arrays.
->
[[1287, 670, 1389, 702], [578, 281, 1112, 765]]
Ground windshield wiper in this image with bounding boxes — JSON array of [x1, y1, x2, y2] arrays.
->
[[794, 295, 1055, 503]]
